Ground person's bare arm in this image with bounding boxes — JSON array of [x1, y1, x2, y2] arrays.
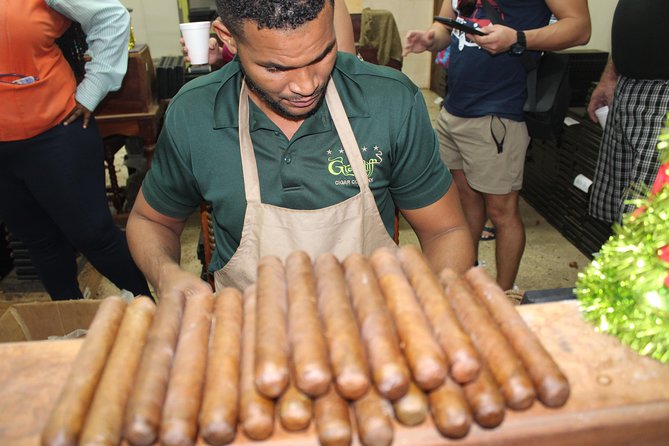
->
[[127, 189, 212, 299], [403, 2, 455, 57], [471, 0, 591, 55], [587, 58, 617, 122], [401, 184, 475, 275], [334, 0, 356, 55]]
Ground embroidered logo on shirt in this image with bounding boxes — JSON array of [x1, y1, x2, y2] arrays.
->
[[326, 145, 384, 186]]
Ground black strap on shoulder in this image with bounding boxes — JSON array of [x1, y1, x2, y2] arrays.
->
[[480, 0, 503, 24]]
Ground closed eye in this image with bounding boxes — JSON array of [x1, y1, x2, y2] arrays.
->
[[260, 40, 336, 73]]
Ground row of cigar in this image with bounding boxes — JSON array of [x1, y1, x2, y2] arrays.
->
[[41, 245, 569, 446]]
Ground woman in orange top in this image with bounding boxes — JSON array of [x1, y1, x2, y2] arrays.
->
[[0, 0, 151, 300]]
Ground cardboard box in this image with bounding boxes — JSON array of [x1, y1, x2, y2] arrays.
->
[[0, 299, 102, 342]]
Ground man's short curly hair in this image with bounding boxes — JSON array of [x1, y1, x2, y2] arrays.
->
[[216, 0, 334, 41]]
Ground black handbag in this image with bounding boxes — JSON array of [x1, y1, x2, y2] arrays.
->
[[523, 52, 571, 140], [480, 0, 571, 140]]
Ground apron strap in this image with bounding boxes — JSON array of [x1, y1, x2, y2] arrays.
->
[[238, 81, 262, 202], [325, 79, 369, 189]]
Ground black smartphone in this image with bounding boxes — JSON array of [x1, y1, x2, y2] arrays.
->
[[434, 16, 486, 36]]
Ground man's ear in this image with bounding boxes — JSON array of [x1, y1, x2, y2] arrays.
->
[[212, 18, 238, 54]]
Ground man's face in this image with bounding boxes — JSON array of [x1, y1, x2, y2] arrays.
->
[[233, 2, 338, 120]]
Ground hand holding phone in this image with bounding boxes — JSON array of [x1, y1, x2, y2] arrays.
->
[[434, 16, 486, 36]]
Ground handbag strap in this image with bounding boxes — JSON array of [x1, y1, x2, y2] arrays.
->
[[525, 63, 538, 110], [480, 0, 503, 24]]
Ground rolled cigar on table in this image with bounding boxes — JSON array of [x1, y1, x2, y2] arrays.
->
[[392, 381, 428, 426], [464, 267, 570, 407], [314, 253, 370, 400], [397, 245, 481, 384], [79, 297, 156, 446], [462, 363, 505, 429], [314, 385, 353, 446], [352, 388, 394, 446], [199, 287, 244, 446], [254, 255, 290, 399], [440, 269, 536, 410], [428, 375, 472, 439], [343, 253, 410, 401], [370, 247, 447, 392], [277, 376, 313, 432], [240, 285, 275, 441], [285, 251, 332, 397], [41, 296, 127, 446], [124, 292, 186, 446], [160, 293, 214, 446]]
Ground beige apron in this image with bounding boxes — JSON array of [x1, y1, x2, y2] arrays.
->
[[214, 78, 396, 290]]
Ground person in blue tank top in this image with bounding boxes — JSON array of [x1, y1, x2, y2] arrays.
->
[[403, 0, 590, 293]]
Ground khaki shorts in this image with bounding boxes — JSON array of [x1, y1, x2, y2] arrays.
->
[[436, 108, 530, 194]]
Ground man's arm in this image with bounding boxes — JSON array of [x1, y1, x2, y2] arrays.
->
[[127, 189, 212, 299], [401, 184, 475, 275], [402, 1, 455, 57], [587, 58, 617, 122], [472, 0, 591, 55], [334, 0, 356, 55]]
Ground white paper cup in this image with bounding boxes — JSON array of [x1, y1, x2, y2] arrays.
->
[[595, 106, 609, 130], [179, 21, 211, 65]]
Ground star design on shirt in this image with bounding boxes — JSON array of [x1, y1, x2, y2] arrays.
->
[[326, 148, 333, 155], [339, 148, 344, 154], [362, 146, 368, 152]]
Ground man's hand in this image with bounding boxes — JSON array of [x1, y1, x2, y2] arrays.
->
[[156, 263, 213, 302], [403, 29, 437, 56], [62, 102, 92, 128], [180, 36, 225, 67], [587, 59, 617, 123], [470, 24, 515, 54]]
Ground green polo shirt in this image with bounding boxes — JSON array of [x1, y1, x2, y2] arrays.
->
[[142, 52, 452, 272]]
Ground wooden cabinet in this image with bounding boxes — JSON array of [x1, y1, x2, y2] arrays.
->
[[96, 44, 156, 115]]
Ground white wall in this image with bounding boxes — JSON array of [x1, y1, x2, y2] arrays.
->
[[120, 0, 182, 59]]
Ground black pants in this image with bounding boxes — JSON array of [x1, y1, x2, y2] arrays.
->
[[0, 118, 151, 300]]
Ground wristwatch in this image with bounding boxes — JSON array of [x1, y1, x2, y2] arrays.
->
[[510, 30, 526, 55]]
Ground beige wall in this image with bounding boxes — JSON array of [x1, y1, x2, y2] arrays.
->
[[121, 0, 182, 59], [345, 0, 363, 14], [125, 0, 617, 88]]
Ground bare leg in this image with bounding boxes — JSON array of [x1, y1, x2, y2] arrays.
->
[[485, 191, 525, 291], [451, 170, 486, 262]]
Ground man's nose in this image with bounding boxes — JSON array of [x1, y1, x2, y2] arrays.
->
[[289, 66, 319, 96]]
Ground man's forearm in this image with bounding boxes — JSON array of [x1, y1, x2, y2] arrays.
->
[[420, 227, 476, 276], [599, 58, 617, 84], [126, 214, 183, 291]]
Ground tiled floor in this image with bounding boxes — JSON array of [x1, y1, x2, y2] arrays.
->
[[0, 89, 593, 304]]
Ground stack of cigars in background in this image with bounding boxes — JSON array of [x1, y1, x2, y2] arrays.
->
[[41, 245, 569, 446]]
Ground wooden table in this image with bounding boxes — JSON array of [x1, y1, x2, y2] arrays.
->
[[96, 102, 165, 215], [1, 300, 668, 446]]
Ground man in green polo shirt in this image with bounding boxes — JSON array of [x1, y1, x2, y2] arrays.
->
[[127, 0, 474, 295]]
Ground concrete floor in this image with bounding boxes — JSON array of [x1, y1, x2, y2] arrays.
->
[[0, 89, 591, 304]]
